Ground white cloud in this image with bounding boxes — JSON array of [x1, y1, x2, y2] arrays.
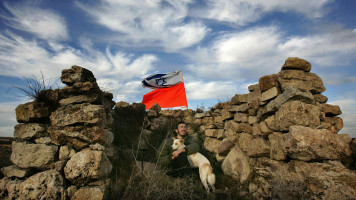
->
[[2, 3, 68, 41], [195, 0, 333, 26], [0, 101, 20, 137], [76, 0, 208, 51], [0, 31, 158, 82], [279, 29, 356, 66], [185, 26, 284, 80], [185, 81, 239, 100], [185, 25, 356, 82], [329, 99, 356, 138]]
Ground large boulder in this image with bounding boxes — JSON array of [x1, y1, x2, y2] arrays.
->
[[281, 57, 311, 72], [19, 170, 65, 200], [15, 101, 54, 123], [61, 65, 96, 86], [64, 149, 112, 186], [222, 147, 252, 184], [278, 70, 326, 94], [284, 125, 351, 161], [275, 101, 320, 131], [11, 142, 58, 169], [50, 103, 107, 128], [14, 123, 48, 140], [271, 160, 356, 200]]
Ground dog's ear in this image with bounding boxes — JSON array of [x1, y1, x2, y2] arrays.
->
[[172, 137, 176, 140]]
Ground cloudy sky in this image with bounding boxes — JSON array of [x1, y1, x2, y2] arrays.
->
[[0, 0, 355, 138]]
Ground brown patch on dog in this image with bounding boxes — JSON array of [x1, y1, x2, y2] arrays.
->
[[203, 163, 213, 175], [190, 153, 197, 157]]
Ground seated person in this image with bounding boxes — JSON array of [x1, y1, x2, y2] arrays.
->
[[156, 122, 199, 177]]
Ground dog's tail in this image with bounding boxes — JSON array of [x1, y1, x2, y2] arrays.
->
[[207, 172, 216, 186]]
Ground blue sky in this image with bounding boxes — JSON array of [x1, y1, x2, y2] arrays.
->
[[0, 0, 355, 138]]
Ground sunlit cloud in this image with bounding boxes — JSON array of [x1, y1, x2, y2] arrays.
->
[[2, 2, 68, 41]]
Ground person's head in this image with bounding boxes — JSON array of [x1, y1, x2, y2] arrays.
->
[[175, 122, 187, 136]]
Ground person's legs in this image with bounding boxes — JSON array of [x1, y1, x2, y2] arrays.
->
[[167, 152, 193, 177]]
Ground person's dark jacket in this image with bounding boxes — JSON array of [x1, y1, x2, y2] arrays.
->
[[156, 132, 200, 169]]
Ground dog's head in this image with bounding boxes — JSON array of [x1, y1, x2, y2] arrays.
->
[[171, 137, 184, 150]]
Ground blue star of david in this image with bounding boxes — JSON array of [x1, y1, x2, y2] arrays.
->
[[155, 77, 167, 86]]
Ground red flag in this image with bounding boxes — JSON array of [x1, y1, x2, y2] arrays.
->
[[141, 82, 188, 109]]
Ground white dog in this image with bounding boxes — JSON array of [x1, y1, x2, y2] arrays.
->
[[171, 137, 216, 193]]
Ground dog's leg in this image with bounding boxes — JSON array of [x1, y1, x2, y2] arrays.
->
[[208, 173, 216, 193], [199, 165, 210, 193]]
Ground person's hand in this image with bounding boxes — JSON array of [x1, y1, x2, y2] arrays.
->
[[171, 149, 185, 159]]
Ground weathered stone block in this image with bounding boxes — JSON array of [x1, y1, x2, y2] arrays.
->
[[14, 123, 48, 140], [225, 121, 252, 133], [61, 65, 96, 86], [222, 147, 252, 184], [259, 74, 279, 92], [284, 125, 351, 161], [203, 137, 221, 153], [50, 103, 107, 127], [49, 126, 113, 150], [234, 113, 248, 123], [19, 170, 65, 200], [322, 104, 342, 116], [281, 57, 311, 72], [275, 101, 320, 131], [278, 70, 326, 94], [16, 102, 54, 123], [231, 94, 248, 105], [11, 142, 58, 169], [314, 94, 328, 103], [221, 109, 234, 120], [268, 132, 286, 161], [261, 87, 280, 102], [218, 138, 234, 156], [72, 185, 108, 200], [64, 149, 112, 186], [1, 165, 32, 178], [247, 137, 270, 157], [237, 133, 253, 152]]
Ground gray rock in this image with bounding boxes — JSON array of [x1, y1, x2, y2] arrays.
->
[[222, 147, 252, 184], [284, 125, 351, 161], [64, 149, 112, 186], [14, 123, 48, 140], [19, 170, 65, 200], [11, 142, 58, 169]]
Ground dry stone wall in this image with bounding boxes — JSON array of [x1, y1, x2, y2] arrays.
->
[[198, 57, 356, 199], [0, 66, 115, 200], [1, 58, 355, 200]]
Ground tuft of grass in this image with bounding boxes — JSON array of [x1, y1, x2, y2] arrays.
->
[[9, 71, 59, 102]]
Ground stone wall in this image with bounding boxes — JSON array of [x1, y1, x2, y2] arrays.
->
[[1, 58, 355, 199], [0, 66, 115, 199], [198, 57, 356, 199]]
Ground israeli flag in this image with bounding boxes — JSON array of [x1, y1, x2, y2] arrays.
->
[[142, 70, 183, 89]]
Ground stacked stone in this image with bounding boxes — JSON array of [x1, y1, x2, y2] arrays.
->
[[0, 66, 115, 200], [199, 57, 356, 199]]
